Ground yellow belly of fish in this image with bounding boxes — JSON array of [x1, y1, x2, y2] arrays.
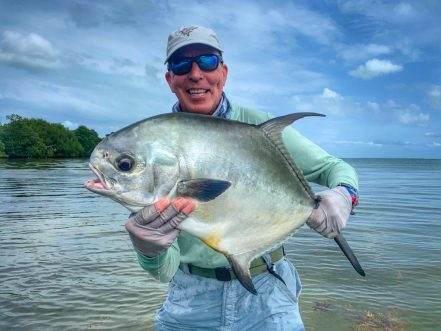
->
[[201, 228, 228, 255]]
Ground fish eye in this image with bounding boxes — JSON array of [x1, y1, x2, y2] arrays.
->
[[116, 155, 135, 172]]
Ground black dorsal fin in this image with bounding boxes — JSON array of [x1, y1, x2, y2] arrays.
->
[[258, 112, 325, 201]]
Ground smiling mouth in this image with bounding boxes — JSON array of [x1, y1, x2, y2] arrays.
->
[[84, 164, 109, 192], [187, 89, 209, 95]]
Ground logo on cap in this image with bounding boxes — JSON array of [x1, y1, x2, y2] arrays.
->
[[178, 26, 198, 37]]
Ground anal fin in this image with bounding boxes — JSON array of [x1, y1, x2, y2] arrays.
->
[[227, 253, 257, 295]]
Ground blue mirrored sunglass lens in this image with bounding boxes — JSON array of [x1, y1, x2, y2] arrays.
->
[[170, 55, 220, 75], [197, 55, 219, 70], [171, 60, 192, 75]]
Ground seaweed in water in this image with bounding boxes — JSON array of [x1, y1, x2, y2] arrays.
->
[[312, 301, 332, 312], [354, 311, 406, 331]]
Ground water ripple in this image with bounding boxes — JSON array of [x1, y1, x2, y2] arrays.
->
[[1, 158, 440, 330]]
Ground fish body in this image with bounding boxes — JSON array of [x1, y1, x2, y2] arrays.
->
[[85, 112, 364, 293]]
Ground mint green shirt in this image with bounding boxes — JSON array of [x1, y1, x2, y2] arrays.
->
[[136, 105, 359, 282]]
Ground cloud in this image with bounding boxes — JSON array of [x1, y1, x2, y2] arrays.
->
[[293, 91, 431, 128], [365, 100, 431, 128], [335, 140, 383, 147], [428, 85, 441, 110], [69, 3, 102, 28], [336, 139, 421, 147], [425, 132, 441, 138], [320, 88, 343, 100], [393, 3, 417, 19], [62, 120, 79, 130], [396, 106, 429, 127], [0, 31, 59, 70], [292, 88, 355, 116], [7, 79, 109, 116], [337, 43, 392, 61], [349, 58, 402, 79], [367, 101, 381, 113]]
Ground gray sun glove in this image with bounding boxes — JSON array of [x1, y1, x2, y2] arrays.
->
[[125, 203, 188, 257], [306, 187, 352, 239]]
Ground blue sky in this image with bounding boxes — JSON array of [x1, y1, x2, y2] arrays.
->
[[0, 0, 440, 158]]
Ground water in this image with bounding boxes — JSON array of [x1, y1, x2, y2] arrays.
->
[[0, 158, 440, 330]]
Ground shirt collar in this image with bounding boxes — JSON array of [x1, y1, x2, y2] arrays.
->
[[171, 92, 232, 119]]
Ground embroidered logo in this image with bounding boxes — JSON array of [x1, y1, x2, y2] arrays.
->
[[178, 26, 197, 37]]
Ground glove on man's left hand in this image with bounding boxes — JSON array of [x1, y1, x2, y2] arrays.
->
[[306, 187, 353, 239]]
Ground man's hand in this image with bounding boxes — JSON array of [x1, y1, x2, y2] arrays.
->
[[306, 187, 353, 239], [125, 197, 195, 257]]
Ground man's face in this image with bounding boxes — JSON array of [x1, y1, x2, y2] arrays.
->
[[165, 44, 228, 115]]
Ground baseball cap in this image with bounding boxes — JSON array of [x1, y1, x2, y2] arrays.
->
[[165, 25, 222, 63]]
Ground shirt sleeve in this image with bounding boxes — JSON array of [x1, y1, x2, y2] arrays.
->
[[135, 240, 181, 282], [281, 126, 359, 190], [231, 105, 359, 191]]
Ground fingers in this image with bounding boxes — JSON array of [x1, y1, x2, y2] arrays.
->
[[154, 197, 171, 213], [147, 197, 195, 229], [133, 197, 195, 227], [156, 197, 195, 214], [307, 205, 339, 239], [172, 197, 196, 215]]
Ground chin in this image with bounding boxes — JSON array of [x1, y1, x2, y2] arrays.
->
[[185, 105, 214, 115]]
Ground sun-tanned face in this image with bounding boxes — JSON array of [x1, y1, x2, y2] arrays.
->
[[165, 44, 228, 115]]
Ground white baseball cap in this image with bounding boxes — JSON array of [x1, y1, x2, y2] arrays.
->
[[165, 25, 222, 63]]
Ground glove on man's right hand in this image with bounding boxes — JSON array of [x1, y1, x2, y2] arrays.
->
[[125, 197, 195, 257], [306, 187, 352, 239]]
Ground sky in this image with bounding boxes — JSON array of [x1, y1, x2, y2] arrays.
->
[[0, 0, 440, 159]]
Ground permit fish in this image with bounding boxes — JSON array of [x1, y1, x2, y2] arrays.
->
[[85, 112, 365, 294]]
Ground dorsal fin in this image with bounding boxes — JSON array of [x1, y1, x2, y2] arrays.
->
[[258, 112, 325, 201]]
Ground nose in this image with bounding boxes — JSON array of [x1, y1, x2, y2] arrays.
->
[[187, 62, 203, 81]]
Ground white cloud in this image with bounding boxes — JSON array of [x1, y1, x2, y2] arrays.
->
[[0, 31, 59, 70], [428, 85, 441, 110], [349, 58, 403, 79], [393, 3, 417, 18], [320, 88, 343, 100], [7, 80, 109, 116], [397, 106, 429, 127], [335, 140, 383, 147], [425, 132, 441, 138], [292, 88, 352, 116], [62, 120, 79, 130], [364, 100, 432, 128], [367, 101, 381, 113], [338, 43, 392, 61]]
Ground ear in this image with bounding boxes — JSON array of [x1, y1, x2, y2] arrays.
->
[[221, 63, 228, 87], [165, 71, 176, 93]]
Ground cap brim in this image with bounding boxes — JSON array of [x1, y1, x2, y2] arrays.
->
[[165, 42, 223, 64]]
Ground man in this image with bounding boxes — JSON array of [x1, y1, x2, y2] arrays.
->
[[125, 25, 359, 330]]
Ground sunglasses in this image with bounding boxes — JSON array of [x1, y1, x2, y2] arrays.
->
[[168, 54, 223, 75]]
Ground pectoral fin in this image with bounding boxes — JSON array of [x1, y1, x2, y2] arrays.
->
[[177, 178, 231, 202], [227, 253, 257, 295]]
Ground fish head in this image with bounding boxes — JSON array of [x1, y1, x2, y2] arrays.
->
[[84, 132, 156, 212]]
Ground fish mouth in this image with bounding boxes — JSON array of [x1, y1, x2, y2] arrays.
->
[[84, 164, 110, 193]]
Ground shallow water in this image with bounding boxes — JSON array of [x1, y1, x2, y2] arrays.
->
[[0, 158, 440, 330]]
